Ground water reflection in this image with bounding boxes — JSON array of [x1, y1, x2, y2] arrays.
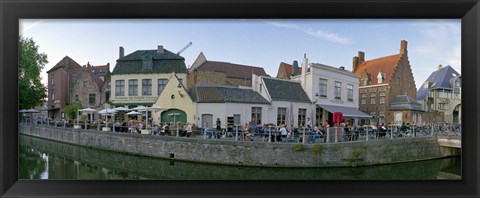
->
[[19, 135, 461, 180]]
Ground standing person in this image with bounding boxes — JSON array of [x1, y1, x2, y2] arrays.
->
[[216, 118, 221, 132], [307, 117, 313, 131], [278, 124, 288, 142], [185, 122, 192, 137]]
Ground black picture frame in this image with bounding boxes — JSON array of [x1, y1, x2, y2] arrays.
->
[[1, 0, 479, 197]]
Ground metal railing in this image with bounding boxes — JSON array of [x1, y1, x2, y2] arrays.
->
[[19, 120, 461, 144]]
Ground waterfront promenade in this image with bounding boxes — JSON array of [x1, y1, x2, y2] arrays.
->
[[18, 122, 461, 167]]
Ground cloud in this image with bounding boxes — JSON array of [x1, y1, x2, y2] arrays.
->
[[20, 20, 44, 34], [265, 21, 351, 44], [447, 46, 461, 69]]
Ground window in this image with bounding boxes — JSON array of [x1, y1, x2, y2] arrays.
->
[[370, 92, 376, 104], [142, 79, 152, 95], [361, 93, 367, 104], [99, 76, 104, 81], [89, 94, 96, 104], [439, 103, 446, 110], [128, 79, 138, 96], [51, 77, 55, 85], [83, 81, 87, 88], [347, 84, 353, 101], [334, 81, 341, 99], [251, 107, 262, 125], [51, 93, 55, 100], [115, 80, 125, 96], [158, 79, 168, 96], [319, 78, 327, 97], [455, 79, 461, 87], [277, 107, 286, 126], [379, 91, 386, 104], [298, 108, 306, 127]]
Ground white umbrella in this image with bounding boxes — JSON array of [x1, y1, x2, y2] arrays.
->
[[131, 106, 147, 111], [99, 108, 116, 129], [126, 111, 141, 115], [25, 109, 40, 113], [19, 109, 28, 113], [114, 107, 131, 111], [79, 108, 97, 129]]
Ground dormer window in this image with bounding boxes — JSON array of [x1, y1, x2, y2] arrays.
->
[[377, 72, 384, 84], [142, 54, 153, 71]]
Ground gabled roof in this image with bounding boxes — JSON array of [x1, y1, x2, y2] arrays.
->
[[389, 95, 424, 111], [353, 54, 402, 85], [195, 61, 269, 79], [416, 65, 460, 100], [262, 77, 310, 103], [189, 84, 270, 104], [46, 56, 82, 73], [72, 69, 104, 90], [277, 62, 302, 79], [112, 48, 187, 74]]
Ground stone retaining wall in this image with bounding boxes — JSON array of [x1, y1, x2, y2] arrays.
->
[[19, 124, 454, 167]]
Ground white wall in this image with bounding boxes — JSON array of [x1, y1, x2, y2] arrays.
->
[[264, 101, 313, 127], [196, 103, 270, 128]]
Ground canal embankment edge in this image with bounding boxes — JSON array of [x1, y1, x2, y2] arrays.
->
[[19, 124, 460, 168]]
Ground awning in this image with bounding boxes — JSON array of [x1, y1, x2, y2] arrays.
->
[[317, 104, 372, 118]]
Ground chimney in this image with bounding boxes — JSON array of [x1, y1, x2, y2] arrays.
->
[[352, 51, 364, 72], [301, 53, 308, 89], [352, 56, 359, 71], [119, 47, 124, 58], [437, 64, 443, 71], [292, 60, 299, 76], [358, 51, 365, 63], [339, 66, 345, 70], [157, 45, 164, 54], [400, 40, 408, 55]]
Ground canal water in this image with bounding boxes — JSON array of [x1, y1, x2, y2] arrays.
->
[[19, 135, 461, 180]]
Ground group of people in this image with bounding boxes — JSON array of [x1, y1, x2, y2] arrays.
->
[[151, 122, 195, 137]]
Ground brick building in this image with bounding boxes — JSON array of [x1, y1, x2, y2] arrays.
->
[[187, 52, 269, 89], [71, 63, 111, 110], [353, 40, 423, 125], [46, 56, 82, 119]]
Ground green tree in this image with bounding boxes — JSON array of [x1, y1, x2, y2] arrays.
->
[[19, 36, 48, 110], [64, 102, 82, 120]]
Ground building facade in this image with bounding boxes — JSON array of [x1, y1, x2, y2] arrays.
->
[[353, 40, 422, 125], [46, 56, 82, 119], [187, 52, 269, 89], [290, 55, 369, 126], [252, 75, 312, 130], [110, 45, 187, 108], [416, 65, 461, 124]]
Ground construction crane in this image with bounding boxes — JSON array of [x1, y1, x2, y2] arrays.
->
[[177, 42, 192, 55]]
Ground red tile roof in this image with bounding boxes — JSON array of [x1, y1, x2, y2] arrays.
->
[[353, 54, 401, 85], [282, 62, 302, 79], [47, 56, 81, 73], [196, 61, 269, 79]]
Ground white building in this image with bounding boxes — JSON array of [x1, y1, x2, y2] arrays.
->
[[110, 45, 187, 108], [291, 54, 371, 126], [251, 74, 312, 130]]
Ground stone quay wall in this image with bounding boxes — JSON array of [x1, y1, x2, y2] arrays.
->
[[19, 125, 455, 167]]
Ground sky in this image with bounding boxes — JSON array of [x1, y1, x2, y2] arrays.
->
[[19, 19, 461, 89]]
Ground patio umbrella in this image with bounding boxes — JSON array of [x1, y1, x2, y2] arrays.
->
[[19, 109, 28, 113], [126, 111, 141, 115], [79, 108, 97, 129], [98, 108, 117, 128], [114, 107, 131, 111]]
